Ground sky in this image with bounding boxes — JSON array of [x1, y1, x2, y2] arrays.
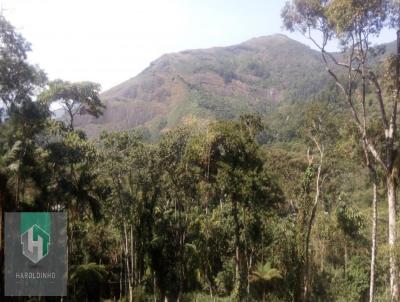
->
[[1, 0, 397, 91]]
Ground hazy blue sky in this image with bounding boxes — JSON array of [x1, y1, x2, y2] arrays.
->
[[2, 0, 396, 91]]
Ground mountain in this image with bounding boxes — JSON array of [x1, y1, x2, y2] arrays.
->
[[75, 34, 337, 137]]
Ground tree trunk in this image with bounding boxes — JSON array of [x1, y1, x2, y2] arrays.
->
[[344, 243, 347, 276], [120, 257, 123, 302], [232, 198, 244, 301], [303, 140, 323, 301], [303, 165, 321, 301], [387, 174, 399, 301], [68, 107, 74, 131], [123, 223, 133, 302], [15, 172, 20, 209], [153, 273, 157, 302], [0, 173, 7, 298], [247, 249, 253, 294], [369, 181, 377, 302], [0, 175, 4, 252], [130, 225, 135, 288]]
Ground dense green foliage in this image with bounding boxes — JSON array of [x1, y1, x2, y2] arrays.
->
[[1, 2, 400, 301]]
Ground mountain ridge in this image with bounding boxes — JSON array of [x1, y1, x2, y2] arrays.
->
[[76, 34, 393, 138]]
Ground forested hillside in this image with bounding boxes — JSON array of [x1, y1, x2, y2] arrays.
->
[[76, 34, 334, 138], [1, 1, 400, 302], [77, 34, 395, 141]]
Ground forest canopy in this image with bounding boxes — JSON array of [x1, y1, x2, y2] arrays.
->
[[1, 1, 400, 301]]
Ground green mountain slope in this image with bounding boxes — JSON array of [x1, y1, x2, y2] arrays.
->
[[74, 34, 363, 137]]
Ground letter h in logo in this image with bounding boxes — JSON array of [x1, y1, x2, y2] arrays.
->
[[21, 224, 50, 264]]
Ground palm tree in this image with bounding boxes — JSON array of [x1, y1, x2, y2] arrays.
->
[[249, 262, 282, 301]]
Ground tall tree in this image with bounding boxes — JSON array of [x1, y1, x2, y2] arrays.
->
[[209, 118, 283, 300], [298, 101, 340, 300], [282, 1, 398, 299], [39, 80, 104, 130], [0, 14, 47, 298]]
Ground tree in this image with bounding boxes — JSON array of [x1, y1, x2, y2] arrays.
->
[[249, 262, 282, 301], [157, 126, 195, 301], [0, 15, 46, 109], [0, 14, 47, 297], [208, 118, 283, 300], [98, 130, 162, 301], [70, 263, 107, 302], [39, 80, 105, 130], [282, 1, 398, 300], [298, 101, 340, 300]]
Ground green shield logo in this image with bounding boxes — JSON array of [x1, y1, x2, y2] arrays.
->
[[20, 213, 51, 264]]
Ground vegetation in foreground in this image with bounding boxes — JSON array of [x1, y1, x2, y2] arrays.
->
[[1, 0, 400, 301]]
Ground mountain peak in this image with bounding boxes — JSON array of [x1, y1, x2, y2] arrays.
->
[[242, 34, 301, 48]]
